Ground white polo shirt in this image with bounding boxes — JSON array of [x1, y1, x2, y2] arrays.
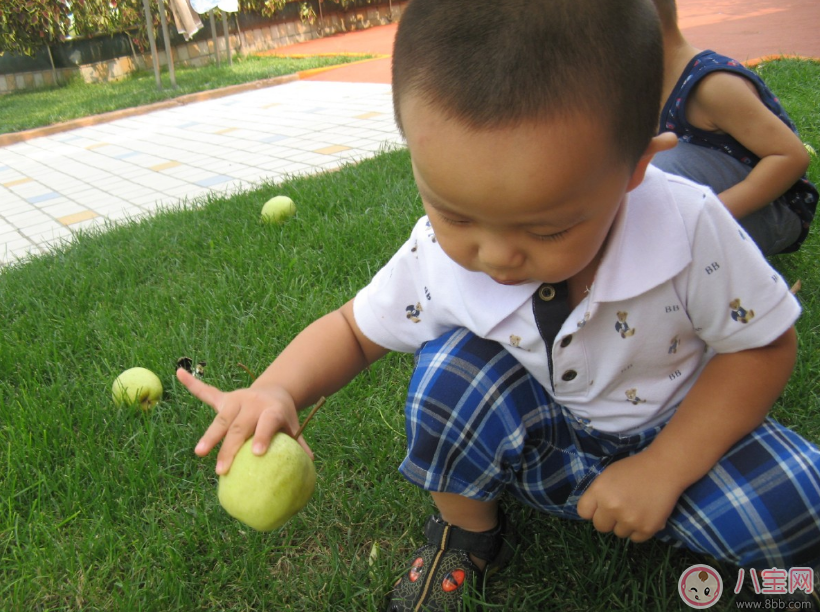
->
[[353, 167, 800, 433]]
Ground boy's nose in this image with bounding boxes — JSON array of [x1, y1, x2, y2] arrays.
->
[[478, 237, 524, 272]]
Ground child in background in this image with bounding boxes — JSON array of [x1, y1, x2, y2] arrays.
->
[[651, 0, 817, 256], [179, 1, 820, 610]]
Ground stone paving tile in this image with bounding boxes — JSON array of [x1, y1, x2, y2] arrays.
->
[[0, 81, 401, 267]]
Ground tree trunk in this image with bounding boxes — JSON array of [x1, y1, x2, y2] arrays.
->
[[45, 44, 58, 86]]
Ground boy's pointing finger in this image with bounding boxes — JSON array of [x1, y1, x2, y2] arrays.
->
[[176, 368, 223, 411]]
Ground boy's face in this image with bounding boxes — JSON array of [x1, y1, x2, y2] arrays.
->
[[402, 96, 657, 286]]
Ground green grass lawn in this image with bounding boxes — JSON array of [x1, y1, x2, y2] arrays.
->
[[0, 53, 369, 134], [0, 59, 818, 611]]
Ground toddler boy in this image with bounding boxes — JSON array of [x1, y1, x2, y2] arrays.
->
[[179, 1, 820, 610], [651, 0, 818, 255]]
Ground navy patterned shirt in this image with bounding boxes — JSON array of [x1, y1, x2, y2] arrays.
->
[[659, 50, 817, 251]]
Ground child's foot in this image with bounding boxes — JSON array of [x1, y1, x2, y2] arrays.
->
[[385, 510, 516, 612]]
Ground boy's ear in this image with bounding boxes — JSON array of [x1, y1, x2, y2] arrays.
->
[[626, 132, 678, 192]]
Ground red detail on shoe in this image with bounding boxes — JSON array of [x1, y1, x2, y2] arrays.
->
[[409, 557, 424, 582], [442, 569, 465, 592]]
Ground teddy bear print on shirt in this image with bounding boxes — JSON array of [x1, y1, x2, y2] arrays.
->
[[625, 388, 647, 405], [729, 299, 755, 324], [508, 334, 532, 351], [406, 303, 423, 323], [615, 311, 636, 338]]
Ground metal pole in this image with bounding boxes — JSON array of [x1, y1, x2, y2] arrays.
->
[[221, 10, 232, 66], [141, 0, 162, 90], [156, 0, 178, 88], [209, 10, 221, 67]]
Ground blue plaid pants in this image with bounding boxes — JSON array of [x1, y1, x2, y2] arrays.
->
[[399, 328, 820, 569]]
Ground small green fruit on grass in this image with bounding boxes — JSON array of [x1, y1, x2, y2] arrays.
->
[[219, 433, 316, 531], [112, 367, 163, 410], [261, 195, 296, 225]]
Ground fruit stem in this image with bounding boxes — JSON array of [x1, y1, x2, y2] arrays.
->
[[295, 397, 326, 439], [238, 362, 258, 381]]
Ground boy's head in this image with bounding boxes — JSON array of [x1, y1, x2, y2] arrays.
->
[[392, 0, 664, 168], [391, 0, 675, 287]]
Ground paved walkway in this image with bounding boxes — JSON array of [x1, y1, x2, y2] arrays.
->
[[677, 0, 820, 62], [1, 0, 818, 266], [0, 81, 399, 265]]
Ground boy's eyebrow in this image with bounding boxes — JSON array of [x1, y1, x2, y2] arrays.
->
[[420, 188, 587, 229], [415, 184, 446, 207], [416, 187, 471, 218], [422, 194, 463, 215]]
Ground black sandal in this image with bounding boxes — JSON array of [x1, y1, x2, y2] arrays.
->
[[385, 511, 516, 612]]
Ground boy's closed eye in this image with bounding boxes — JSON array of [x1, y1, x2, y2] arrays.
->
[[430, 203, 574, 237], [528, 228, 570, 242], [437, 212, 472, 227], [437, 209, 570, 241]]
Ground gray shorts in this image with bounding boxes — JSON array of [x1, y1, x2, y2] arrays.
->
[[652, 141, 802, 256]]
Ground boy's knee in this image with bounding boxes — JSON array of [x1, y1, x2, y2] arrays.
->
[[665, 423, 820, 568], [416, 328, 508, 363], [411, 329, 519, 399]]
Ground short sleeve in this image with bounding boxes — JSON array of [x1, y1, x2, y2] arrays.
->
[[353, 217, 459, 353], [682, 194, 800, 353]]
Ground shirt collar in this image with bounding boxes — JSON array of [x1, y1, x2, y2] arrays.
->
[[454, 268, 541, 337], [591, 166, 692, 302]]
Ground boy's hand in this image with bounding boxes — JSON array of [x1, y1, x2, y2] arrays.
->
[[577, 329, 797, 544], [176, 368, 311, 475], [576, 451, 685, 543]]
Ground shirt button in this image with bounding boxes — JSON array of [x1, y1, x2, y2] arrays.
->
[[560, 335, 572, 348], [561, 370, 577, 381], [538, 284, 556, 301]]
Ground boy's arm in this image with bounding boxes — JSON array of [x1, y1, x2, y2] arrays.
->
[[178, 298, 389, 475], [577, 326, 797, 542], [686, 72, 810, 219]]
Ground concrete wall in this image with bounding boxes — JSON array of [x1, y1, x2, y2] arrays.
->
[[0, 1, 407, 95]]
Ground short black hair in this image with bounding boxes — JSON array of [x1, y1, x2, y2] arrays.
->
[[392, 0, 663, 167]]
